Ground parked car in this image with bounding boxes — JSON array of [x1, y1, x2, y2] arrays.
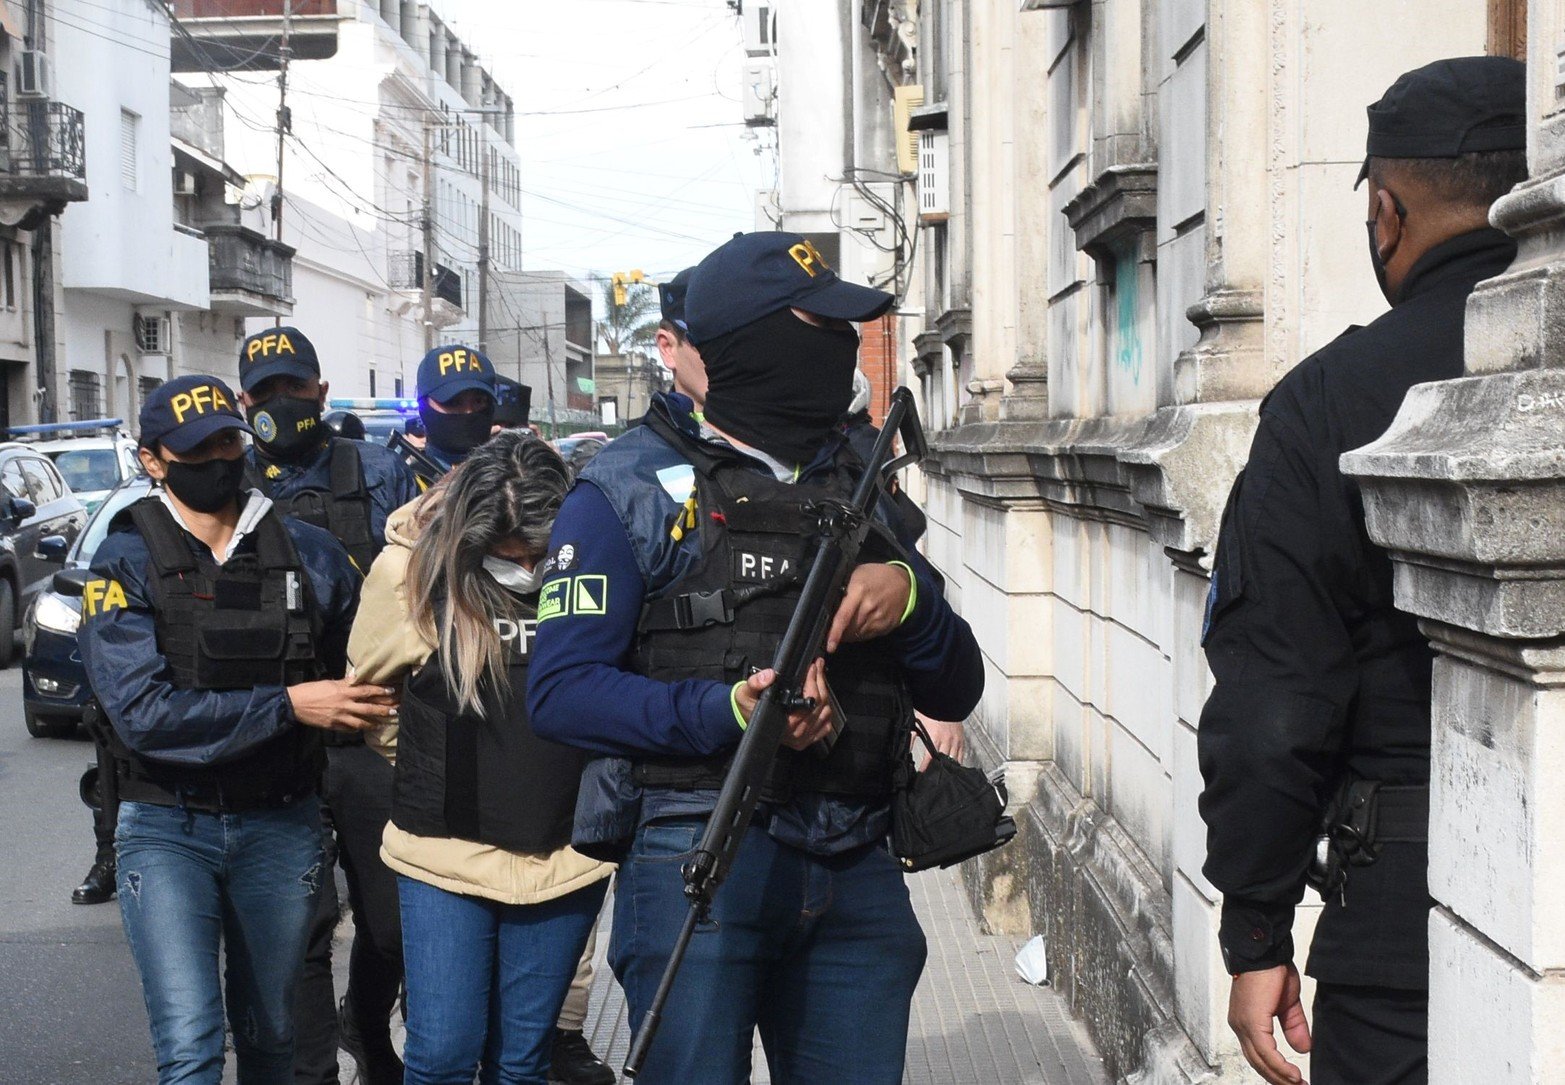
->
[[6, 418, 140, 516], [21, 475, 150, 737], [0, 443, 87, 671], [326, 398, 422, 447]]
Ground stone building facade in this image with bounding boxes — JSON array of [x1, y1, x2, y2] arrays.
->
[[747, 0, 1542, 1079]]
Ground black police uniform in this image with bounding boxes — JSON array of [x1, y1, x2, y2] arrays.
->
[[1198, 56, 1525, 1085]]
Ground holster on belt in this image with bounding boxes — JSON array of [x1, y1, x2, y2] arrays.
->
[[1306, 776, 1428, 902]]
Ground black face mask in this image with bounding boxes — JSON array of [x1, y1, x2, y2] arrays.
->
[[1365, 194, 1406, 303], [701, 308, 860, 466], [248, 395, 326, 462], [420, 401, 495, 460], [163, 455, 247, 513]]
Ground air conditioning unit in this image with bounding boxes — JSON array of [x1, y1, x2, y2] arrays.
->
[[18, 51, 51, 98], [741, 3, 774, 56], [173, 170, 198, 197], [893, 84, 925, 175], [134, 313, 170, 354], [742, 60, 776, 128], [917, 129, 951, 221]]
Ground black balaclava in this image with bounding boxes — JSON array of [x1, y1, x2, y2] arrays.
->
[[163, 455, 247, 513], [247, 395, 327, 463], [700, 308, 860, 466], [420, 400, 495, 461]]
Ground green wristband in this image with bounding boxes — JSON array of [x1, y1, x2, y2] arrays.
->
[[731, 681, 748, 731], [887, 561, 918, 625]]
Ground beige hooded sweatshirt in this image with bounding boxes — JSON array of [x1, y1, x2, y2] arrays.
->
[[347, 496, 612, 905]]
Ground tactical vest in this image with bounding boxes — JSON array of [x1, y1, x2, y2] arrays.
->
[[393, 599, 589, 853], [246, 440, 377, 571], [629, 415, 914, 801], [117, 498, 326, 809]]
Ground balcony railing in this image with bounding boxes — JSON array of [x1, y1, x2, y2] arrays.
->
[[0, 100, 87, 203], [388, 250, 463, 310], [172, 0, 335, 16], [205, 224, 294, 306]]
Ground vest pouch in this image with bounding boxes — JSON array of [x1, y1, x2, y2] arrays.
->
[[279, 488, 331, 532], [390, 675, 451, 841], [191, 623, 290, 689]]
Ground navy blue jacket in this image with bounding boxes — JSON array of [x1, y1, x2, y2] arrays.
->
[[527, 392, 983, 855], [79, 496, 361, 767], [247, 436, 419, 557]]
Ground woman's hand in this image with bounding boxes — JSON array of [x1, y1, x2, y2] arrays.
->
[[735, 661, 837, 751], [287, 680, 400, 732]]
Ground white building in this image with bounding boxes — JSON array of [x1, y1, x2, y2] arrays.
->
[[173, 0, 528, 399], [53, 0, 210, 425], [761, 0, 1516, 1080]]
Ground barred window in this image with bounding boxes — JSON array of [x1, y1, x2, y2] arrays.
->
[[69, 369, 102, 421]]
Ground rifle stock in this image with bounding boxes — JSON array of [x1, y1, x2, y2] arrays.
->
[[624, 387, 925, 1078]]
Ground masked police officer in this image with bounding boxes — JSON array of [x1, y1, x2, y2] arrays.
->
[[414, 343, 499, 483], [233, 327, 418, 1083], [528, 231, 984, 1085], [1198, 57, 1527, 1085], [78, 375, 395, 1084]]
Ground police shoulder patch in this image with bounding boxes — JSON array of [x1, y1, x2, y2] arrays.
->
[[82, 578, 128, 619]]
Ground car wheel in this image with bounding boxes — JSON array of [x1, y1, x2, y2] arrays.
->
[[24, 706, 77, 739], [0, 579, 15, 669]]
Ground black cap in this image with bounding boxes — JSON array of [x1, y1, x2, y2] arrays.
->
[[683, 231, 894, 344], [417, 343, 497, 404], [1356, 56, 1527, 186], [139, 375, 253, 454], [659, 267, 695, 331], [238, 326, 320, 392]]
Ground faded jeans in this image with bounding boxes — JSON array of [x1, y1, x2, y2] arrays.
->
[[115, 797, 326, 1085]]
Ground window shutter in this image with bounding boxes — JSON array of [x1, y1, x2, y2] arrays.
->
[[120, 109, 138, 191]]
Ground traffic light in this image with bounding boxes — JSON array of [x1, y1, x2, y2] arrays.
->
[[611, 271, 628, 307]]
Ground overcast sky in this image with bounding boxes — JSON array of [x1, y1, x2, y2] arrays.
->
[[437, 0, 769, 290]]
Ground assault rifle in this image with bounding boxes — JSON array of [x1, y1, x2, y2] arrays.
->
[[388, 430, 448, 489], [623, 386, 928, 1078]]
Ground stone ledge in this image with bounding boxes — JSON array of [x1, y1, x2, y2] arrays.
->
[[959, 721, 1217, 1083], [925, 402, 1257, 559], [1343, 369, 1565, 639]]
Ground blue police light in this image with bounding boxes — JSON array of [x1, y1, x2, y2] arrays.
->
[[327, 398, 419, 414], [5, 418, 126, 436]]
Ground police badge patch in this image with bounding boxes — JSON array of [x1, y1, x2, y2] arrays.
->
[[253, 411, 278, 443]]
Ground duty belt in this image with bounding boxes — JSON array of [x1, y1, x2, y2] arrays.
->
[[1365, 784, 1429, 843]]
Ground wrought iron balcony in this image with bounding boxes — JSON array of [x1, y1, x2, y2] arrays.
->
[[0, 100, 88, 206], [205, 224, 295, 316], [388, 250, 463, 310]]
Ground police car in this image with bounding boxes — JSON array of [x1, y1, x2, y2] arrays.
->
[[326, 398, 420, 447], [20, 475, 149, 736], [9, 419, 141, 515]]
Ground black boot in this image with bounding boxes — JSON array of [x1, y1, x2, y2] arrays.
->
[[337, 995, 403, 1085], [71, 859, 116, 905], [550, 1028, 615, 1085]]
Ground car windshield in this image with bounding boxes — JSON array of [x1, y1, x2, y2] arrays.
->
[[49, 448, 121, 494], [71, 481, 151, 564]]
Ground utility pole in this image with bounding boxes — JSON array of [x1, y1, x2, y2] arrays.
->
[[420, 117, 435, 353], [478, 138, 490, 352], [272, 0, 294, 326]]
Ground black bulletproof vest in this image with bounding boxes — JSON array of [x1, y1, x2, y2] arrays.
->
[[246, 440, 377, 570], [631, 419, 914, 801], [119, 498, 325, 804], [394, 600, 590, 853]]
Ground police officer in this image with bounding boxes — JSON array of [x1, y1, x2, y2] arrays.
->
[[528, 231, 985, 1084], [1197, 57, 1527, 1085], [78, 375, 393, 1084], [414, 343, 499, 483], [235, 325, 418, 1085], [655, 267, 706, 406]]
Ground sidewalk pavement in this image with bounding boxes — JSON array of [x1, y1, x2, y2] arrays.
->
[[347, 865, 1107, 1084]]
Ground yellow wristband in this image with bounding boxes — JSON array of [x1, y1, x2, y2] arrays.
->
[[887, 561, 918, 625], [731, 681, 748, 731]]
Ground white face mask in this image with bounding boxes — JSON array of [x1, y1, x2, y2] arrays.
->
[[482, 554, 541, 594]]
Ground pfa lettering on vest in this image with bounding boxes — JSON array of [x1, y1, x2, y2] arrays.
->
[[733, 550, 794, 583]]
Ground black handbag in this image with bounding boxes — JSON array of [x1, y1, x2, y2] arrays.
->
[[890, 719, 1017, 872]]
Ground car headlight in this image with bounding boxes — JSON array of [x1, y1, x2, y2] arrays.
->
[[32, 592, 81, 636]]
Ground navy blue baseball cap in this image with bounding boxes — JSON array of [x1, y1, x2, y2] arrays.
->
[[417, 343, 497, 404], [139, 374, 253, 454], [659, 267, 695, 331], [683, 232, 894, 344], [238, 326, 320, 392]]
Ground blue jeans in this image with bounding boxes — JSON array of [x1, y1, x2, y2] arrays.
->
[[115, 797, 326, 1085], [610, 817, 927, 1085], [399, 874, 609, 1085]]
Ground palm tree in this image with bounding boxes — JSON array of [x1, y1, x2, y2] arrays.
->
[[596, 278, 660, 355]]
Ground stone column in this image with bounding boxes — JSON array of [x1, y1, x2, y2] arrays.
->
[[1341, 7, 1565, 1081]]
